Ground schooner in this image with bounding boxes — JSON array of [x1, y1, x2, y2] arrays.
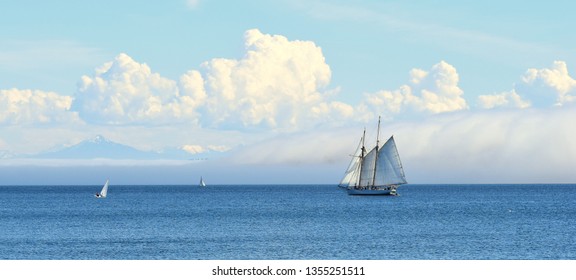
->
[[339, 117, 407, 195]]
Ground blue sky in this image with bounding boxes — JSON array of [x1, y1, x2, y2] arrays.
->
[[1, 0, 576, 184]]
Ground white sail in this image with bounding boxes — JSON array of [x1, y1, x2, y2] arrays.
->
[[339, 157, 361, 187], [96, 179, 109, 198], [339, 136, 364, 187], [374, 136, 407, 186], [199, 177, 206, 187], [359, 146, 377, 187]]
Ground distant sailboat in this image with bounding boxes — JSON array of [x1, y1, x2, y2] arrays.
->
[[199, 177, 206, 187], [339, 117, 407, 195], [95, 179, 109, 198]]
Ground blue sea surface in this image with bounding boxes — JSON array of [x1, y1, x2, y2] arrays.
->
[[0, 184, 574, 260]]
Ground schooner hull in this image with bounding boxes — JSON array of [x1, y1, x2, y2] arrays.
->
[[346, 187, 397, 196]]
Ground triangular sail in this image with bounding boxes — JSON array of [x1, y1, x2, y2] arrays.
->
[[199, 177, 206, 187], [374, 136, 407, 186], [100, 179, 109, 198], [339, 136, 364, 187]]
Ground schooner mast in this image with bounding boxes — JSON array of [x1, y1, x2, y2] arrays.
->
[[371, 116, 381, 188], [358, 128, 366, 187]]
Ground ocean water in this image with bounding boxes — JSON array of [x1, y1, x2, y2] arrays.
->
[[0, 184, 575, 260]]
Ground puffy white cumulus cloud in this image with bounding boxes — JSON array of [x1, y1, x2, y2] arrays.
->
[[200, 29, 344, 130], [409, 61, 467, 113], [519, 61, 576, 106], [72, 53, 205, 125], [477, 61, 576, 109], [309, 100, 355, 124], [70, 30, 349, 130], [359, 61, 468, 120], [477, 90, 530, 109], [178, 69, 208, 118], [0, 88, 80, 125]]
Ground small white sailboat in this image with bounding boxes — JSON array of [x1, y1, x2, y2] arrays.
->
[[199, 177, 206, 187], [95, 179, 109, 198], [339, 117, 407, 195]]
